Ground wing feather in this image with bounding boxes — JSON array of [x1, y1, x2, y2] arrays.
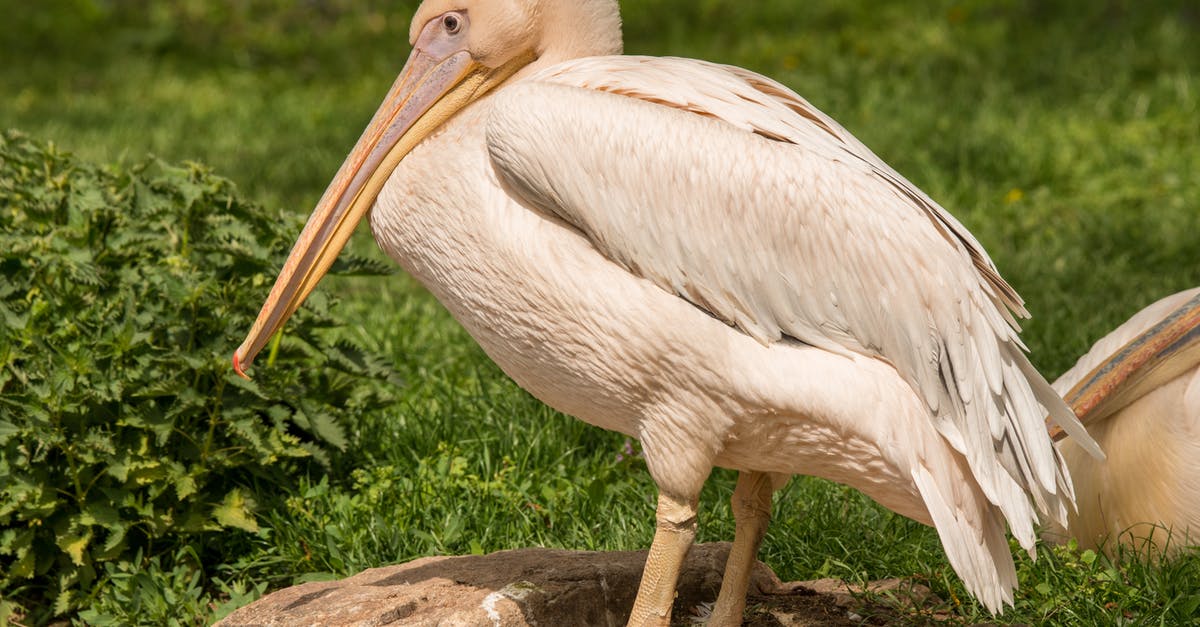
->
[[485, 56, 1101, 538]]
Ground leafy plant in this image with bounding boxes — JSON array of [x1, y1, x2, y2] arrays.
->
[[72, 544, 268, 627], [0, 130, 397, 620]]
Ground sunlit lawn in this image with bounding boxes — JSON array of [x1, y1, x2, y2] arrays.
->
[[3, 0, 1199, 623]]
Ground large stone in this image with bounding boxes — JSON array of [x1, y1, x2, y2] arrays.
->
[[216, 542, 937, 626]]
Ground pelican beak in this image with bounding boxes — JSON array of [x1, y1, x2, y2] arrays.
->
[[232, 40, 531, 377], [1049, 292, 1200, 440]]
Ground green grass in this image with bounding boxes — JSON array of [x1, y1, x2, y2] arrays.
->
[[3, 0, 1199, 624]]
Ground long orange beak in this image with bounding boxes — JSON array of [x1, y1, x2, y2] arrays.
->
[[1049, 291, 1200, 440], [233, 38, 529, 377]]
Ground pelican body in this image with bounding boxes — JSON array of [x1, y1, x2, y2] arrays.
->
[[234, 1, 1110, 622]]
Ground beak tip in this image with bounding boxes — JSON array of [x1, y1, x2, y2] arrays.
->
[[232, 350, 251, 380]]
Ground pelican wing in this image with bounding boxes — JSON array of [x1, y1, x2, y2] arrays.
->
[[485, 56, 1101, 538]]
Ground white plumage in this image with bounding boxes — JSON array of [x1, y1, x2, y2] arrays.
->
[[235, 1, 1106, 622]]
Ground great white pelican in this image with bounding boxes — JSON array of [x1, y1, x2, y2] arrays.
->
[[222, 0, 1186, 622]]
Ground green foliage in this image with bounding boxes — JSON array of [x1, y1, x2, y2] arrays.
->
[[74, 546, 266, 627], [0, 130, 397, 620]]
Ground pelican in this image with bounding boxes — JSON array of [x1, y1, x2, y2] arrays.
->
[[1046, 288, 1200, 554], [233, 0, 1105, 622]]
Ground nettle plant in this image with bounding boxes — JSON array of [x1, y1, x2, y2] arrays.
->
[[0, 130, 397, 616]]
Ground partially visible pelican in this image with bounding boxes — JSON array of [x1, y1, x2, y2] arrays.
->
[[1046, 288, 1200, 554], [233, 0, 1106, 622]]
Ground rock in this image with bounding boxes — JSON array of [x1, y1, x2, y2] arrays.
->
[[216, 543, 939, 626]]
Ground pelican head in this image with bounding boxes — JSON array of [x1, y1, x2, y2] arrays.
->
[[233, 0, 621, 375]]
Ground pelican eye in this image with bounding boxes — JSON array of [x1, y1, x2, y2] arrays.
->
[[442, 13, 463, 34]]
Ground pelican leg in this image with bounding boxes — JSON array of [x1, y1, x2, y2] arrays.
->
[[628, 491, 699, 627], [707, 471, 777, 626]]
